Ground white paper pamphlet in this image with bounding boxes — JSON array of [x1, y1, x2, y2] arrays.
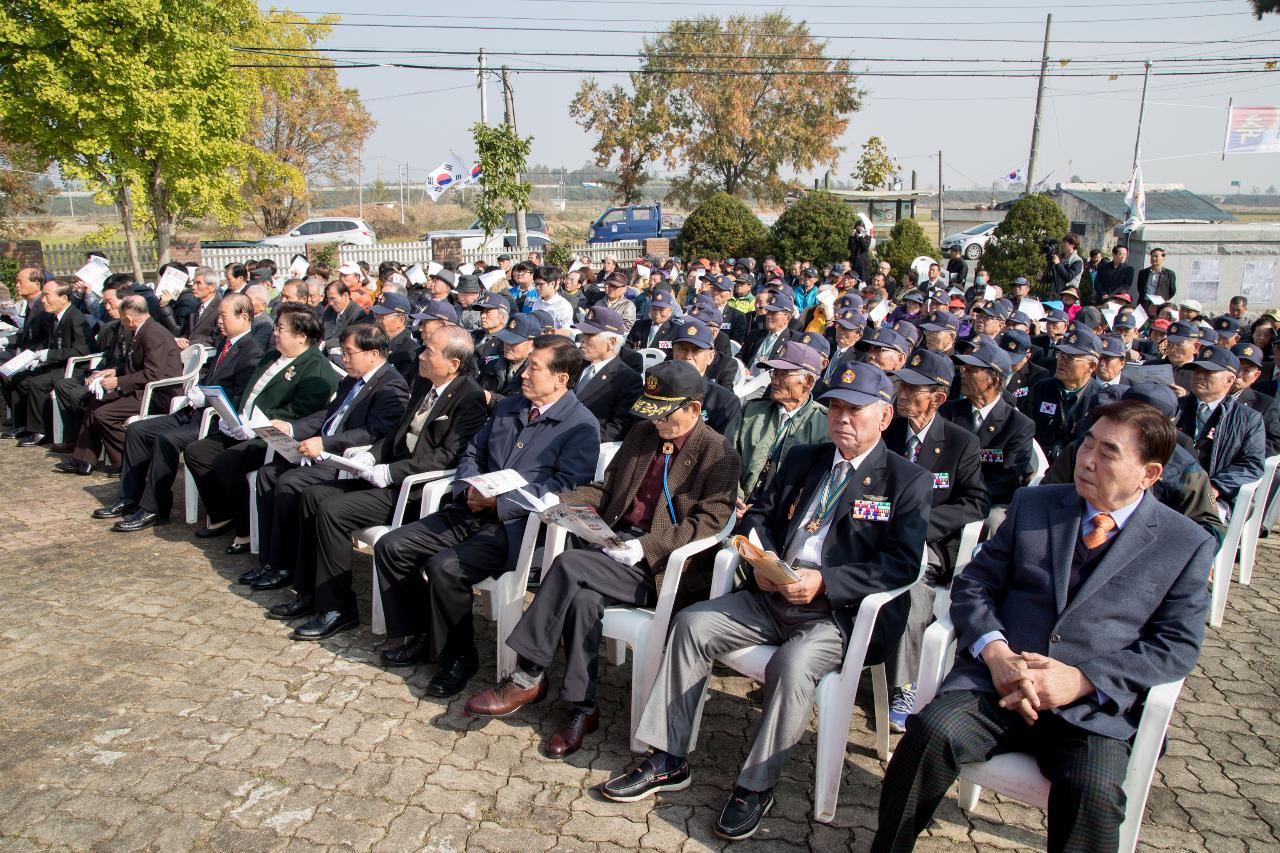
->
[[156, 266, 189, 299], [74, 258, 111, 295], [252, 424, 304, 464], [508, 488, 626, 549], [288, 254, 310, 279], [463, 468, 529, 498], [406, 263, 427, 285], [458, 263, 476, 276], [0, 349, 38, 377], [479, 270, 506, 288]]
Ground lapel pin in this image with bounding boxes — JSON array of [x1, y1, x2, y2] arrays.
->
[[934, 447, 941, 454], [987, 425, 995, 432], [863, 476, 871, 485]]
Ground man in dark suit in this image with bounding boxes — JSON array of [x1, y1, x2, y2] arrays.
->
[[50, 288, 124, 451], [1017, 326, 1105, 463], [172, 267, 221, 349], [1175, 344, 1265, 520], [267, 325, 490, 636], [374, 335, 601, 697], [943, 339, 1035, 508], [685, 302, 739, 388], [372, 292, 420, 385], [1000, 329, 1050, 403], [626, 288, 680, 352], [574, 306, 643, 441], [1136, 247, 1176, 311], [883, 348, 990, 730], [57, 294, 183, 475], [741, 289, 801, 368], [703, 274, 749, 346], [478, 313, 540, 402], [321, 281, 370, 359], [8, 279, 92, 445], [466, 361, 741, 757], [245, 284, 276, 352], [0, 265, 47, 370], [1091, 244, 1137, 305], [1230, 342, 1280, 457], [101, 293, 264, 530], [601, 362, 932, 841], [874, 399, 1215, 853], [669, 318, 741, 438], [244, 325, 410, 595]]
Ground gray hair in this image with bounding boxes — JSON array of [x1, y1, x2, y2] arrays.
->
[[244, 284, 270, 311], [435, 323, 476, 376], [598, 331, 624, 354], [119, 294, 149, 316], [380, 280, 406, 296], [193, 266, 217, 284]]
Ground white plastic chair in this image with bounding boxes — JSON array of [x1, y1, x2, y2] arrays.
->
[[125, 344, 207, 427], [1029, 440, 1049, 486], [733, 370, 772, 401], [1237, 454, 1280, 587], [638, 347, 666, 374], [1209, 478, 1262, 627], [596, 441, 621, 480], [597, 514, 736, 753], [727, 357, 747, 392], [914, 610, 1187, 853], [685, 548, 927, 824], [50, 352, 103, 444], [729, 339, 742, 358]]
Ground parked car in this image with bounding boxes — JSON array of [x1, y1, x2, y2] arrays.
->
[[940, 221, 999, 260], [422, 230, 553, 254], [421, 212, 549, 245], [587, 204, 683, 245], [258, 217, 377, 247]]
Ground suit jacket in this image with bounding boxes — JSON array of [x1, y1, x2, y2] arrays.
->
[[289, 362, 409, 454], [1017, 376, 1103, 462], [38, 306, 92, 369], [372, 375, 490, 486], [576, 357, 643, 442], [248, 312, 275, 353], [1007, 359, 1050, 402], [14, 296, 46, 350], [741, 441, 932, 662], [742, 327, 801, 367], [1176, 394, 1265, 501], [116, 318, 183, 402], [386, 329, 421, 386], [884, 415, 990, 577], [944, 486, 1214, 740], [233, 345, 338, 425], [627, 317, 679, 352], [721, 305, 749, 346], [92, 320, 125, 370], [1137, 266, 1176, 303], [322, 301, 370, 351], [560, 419, 739, 572], [1092, 262, 1137, 304], [702, 377, 742, 438], [1236, 387, 1280, 457], [183, 296, 221, 346], [453, 390, 601, 568], [200, 334, 264, 405], [940, 396, 1035, 506]]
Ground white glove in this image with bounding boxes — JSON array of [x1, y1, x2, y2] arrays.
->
[[298, 456, 313, 467], [363, 463, 394, 489], [216, 417, 236, 438], [187, 387, 206, 409], [233, 423, 255, 441], [603, 539, 644, 566], [0, 336, 9, 347], [218, 419, 253, 441], [34, 349, 48, 363], [347, 450, 376, 469]]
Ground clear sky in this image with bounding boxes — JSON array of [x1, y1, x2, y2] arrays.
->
[[260, 0, 1280, 196]]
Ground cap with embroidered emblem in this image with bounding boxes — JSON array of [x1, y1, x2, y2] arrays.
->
[[673, 318, 714, 349], [410, 299, 458, 324], [859, 326, 908, 354], [1164, 320, 1202, 343], [372, 292, 411, 315], [1190, 344, 1240, 373], [575, 306, 625, 336], [631, 360, 705, 420], [833, 309, 866, 330], [761, 341, 823, 375], [796, 331, 831, 358], [819, 361, 896, 406], [493, 312, 541, 344], [1232, 342, 1263, 367], [954, 337, 1012, 377], [1054, 325, 1101, 357], [920, 310, 959, 332], [892, 348, 955, 387], [892, 320, 921, 346], [999, 329, 1032, 357]]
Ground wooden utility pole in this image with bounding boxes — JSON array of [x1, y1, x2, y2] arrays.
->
[[1025, 13, 1052, 195], [937, 150, 945, 248], [500, 66, 527, 250]]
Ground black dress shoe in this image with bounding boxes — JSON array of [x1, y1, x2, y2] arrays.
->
[[112, 509, 167, 533], [266, 595, 314, 621], [238, 565, 270, 585], [225, 542, 252, 555], [16, 433, 47, 447], [425, 655, 480, 697], [289, 610, 357, 641], [714, 787, 775, 841], [380, 635, 433, 668], [250, 567, 292, 590], [54, 460, 93, 475], [1, 427, 26, 439], [50, 442, 75, 453], [92, 500, 137, 520], [600, 755, 692, 803], [194, 522, 232, 539]]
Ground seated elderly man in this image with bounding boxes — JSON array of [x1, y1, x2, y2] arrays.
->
[[734, 341, 828, 517], [669, 318, 741, 437], [1017, 326, 1105, 463], [873, 399, 1215, 853], [479, 313, 540, 402], [465, 361, 740, 757], [6, 278, 92, 447], [627, 288, 680, 352], [1175, 344, 1265, 521], [573, 305, 643, 441], [601, 363, 931, 842]]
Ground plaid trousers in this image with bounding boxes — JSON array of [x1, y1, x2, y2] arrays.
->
[[872, 689, 1131, 853]]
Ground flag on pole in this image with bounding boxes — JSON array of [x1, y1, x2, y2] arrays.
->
[[1123, 164, 1146, 234], [424, 161, 458, 201], [449, 151, 482, 187], [1002, 168, 1023, 187]]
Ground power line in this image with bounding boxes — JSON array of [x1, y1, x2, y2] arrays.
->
[[508, 0, 1238, 7]]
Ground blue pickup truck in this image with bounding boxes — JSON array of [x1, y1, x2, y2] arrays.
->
[[586, 204, 683, 245]]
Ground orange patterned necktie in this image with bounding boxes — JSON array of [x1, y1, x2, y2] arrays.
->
[[1082, 512, 1115, 549]]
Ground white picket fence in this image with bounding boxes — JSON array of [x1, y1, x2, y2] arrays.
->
[[199, 241, 643, 272]]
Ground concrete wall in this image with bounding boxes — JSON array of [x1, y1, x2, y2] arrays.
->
[[1120, 222, 1280, 314]]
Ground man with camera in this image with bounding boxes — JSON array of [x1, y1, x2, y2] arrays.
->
[[1045, 234, 1084, 295]]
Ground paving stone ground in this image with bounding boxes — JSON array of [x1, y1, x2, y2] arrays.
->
[[1, 441, 1278, 852]]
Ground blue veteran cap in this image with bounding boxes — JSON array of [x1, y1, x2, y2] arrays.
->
[[761, 340, 824, 375], [796, 330, 831, 358], [494, 313, 541, 344], [1232, 342, 1264, 367], [372, 292, 411, 315], [954, 337, 1010, 377], [411, 299, 458, 324], [833, 309, 866, 330], [1099, 335, 1127, 359], [999, 329, 1033, 357], [920, 310, 959, 333], [894, 348, 956, 387], [861, 326, 908, 354], [674, 317, 715, 349], [575, 305, 625, 336], [1054, 326, 1102, 357], [819, 361, 896, 407], [1190, 344, 1240, 373]]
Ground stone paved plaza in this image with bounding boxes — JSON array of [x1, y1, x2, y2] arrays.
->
[[1, 441, 1278, 852]]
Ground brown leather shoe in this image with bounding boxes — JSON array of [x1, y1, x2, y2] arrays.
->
[[50, 442, 75, 453], [546, 705, 600, 758], [465, 674, 547, 717]]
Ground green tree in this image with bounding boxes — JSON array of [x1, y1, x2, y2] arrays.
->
[[470, 121, 533, 238], [769, 191, 860, 266], [674, 192, 768, 261], [543, 242, 576, 269], [575, 14, 861, 206], [980, 193, 1069, 291], [875, 218, 936, 282], [569, 78, 676, 205], [852, 136, 898, 190], [0, 0, 261, 280], [1250, 1, 1280, 17]]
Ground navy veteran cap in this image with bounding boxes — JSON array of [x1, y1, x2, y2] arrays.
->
[[1232, 342, 1264, 367], [999, 329, 1033, 357], [711, 274, 734, 291], [1099, 335, 1127, 359], [1054, 326, 1102, 357], [820, 361, 895, 407], [631, 361, 705, 421], [494, 313, 542, 344], [1213, 315, 1241, 335], [531, 309, 557, 334], [1164, 320, 1202, 343], [763, 289, 795, 313], [796, 330, 831, 358], [892, 320, 921, 346], [835, 292, 865, 312], [978, 299, 1012, 321], [902, 290, 926, 305], [894, 348, 956, 387], [1007, 310, 1032, 327], [954, 337, 1011, 376], [1190, 344, 1240, 373], [860, 326, 908, 354], [476, 291, 509, 311], [1122, 382, 1180, 419], [372, 292, 411, 315], [688, 303, 724, 327], [833, 309, 866, 330], [1112, 310, 1137, 330], [761, 340, 824, 375], [1046, 308, 1071, 324], [575, 306, 625, 336], [920, 310, 959, 333], [1011, 276, 1031, 288], [411, 299, 458, 324], [674, 317, 715, 349], [648, 289, 676, 310]]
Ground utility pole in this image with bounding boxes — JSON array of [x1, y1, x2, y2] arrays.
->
[[1025, 13, 1052, 196], [399, 164, 405, 225], [358, 164, 363, 219], [937, 150, 945, 248], [1132, 60, 1153, 172], [501, 65, 528, 250], [478, 49, 489, 126]]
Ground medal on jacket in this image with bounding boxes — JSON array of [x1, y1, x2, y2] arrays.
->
[[802, 463, 856, 533], [284, 365, 296, 381]]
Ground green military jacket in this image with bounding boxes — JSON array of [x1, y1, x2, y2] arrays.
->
[[734, 396, 829, 502]]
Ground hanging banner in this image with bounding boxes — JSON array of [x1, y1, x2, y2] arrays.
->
[[1223, 106, 1280, 156]]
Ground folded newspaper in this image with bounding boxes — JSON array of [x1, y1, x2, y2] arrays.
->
[[0, 349, 38, 378], [732, 530, 802, 586], [461, 468, 626, 549], [318, 451, 375, 476], [252, 424, 304, 464]]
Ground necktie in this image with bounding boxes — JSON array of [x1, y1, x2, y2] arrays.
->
[[323, 378, 365, 435], [784, 460, 853, 563], [579, 364, 597, 390], [973, 408, 983, 433], [528, 406, 541, 423], [905, 434, 921, 462], [404, 388, 438, 452], [215, 338, 232, 367], [1082, 512, 1116, 549], [1196, 402, 1211, 438]]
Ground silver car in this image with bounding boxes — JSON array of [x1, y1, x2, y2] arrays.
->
[[259, 217, 377, 247]]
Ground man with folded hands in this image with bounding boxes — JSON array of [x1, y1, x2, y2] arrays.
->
[[465, 360, 740, 758]]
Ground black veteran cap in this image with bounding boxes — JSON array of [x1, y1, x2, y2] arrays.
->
[[631, 361, 704, 420]]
